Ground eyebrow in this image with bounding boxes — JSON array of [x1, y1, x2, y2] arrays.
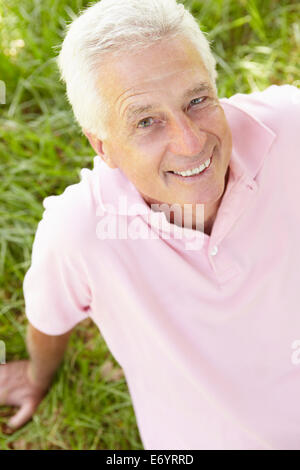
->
[[125, 82, 213, 124]]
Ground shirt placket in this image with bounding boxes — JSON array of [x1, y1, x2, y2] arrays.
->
[[207, 175, 258, 285]]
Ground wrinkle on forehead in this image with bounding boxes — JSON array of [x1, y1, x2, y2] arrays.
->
[[99, 37, 213, 127], [120, 92, 152, 122], [115, 66, 211, 115], [114, 90, 148, 119]]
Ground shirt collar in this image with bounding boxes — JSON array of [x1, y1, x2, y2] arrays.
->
[[94, 98, 276, 218], [220, 97, 276, 186]]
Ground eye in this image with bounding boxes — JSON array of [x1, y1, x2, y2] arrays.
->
[[189, 96, 207, 107], [137, 117, 154, 129], [136, 96, 208, 129]]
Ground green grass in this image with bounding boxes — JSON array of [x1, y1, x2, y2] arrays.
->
[[0, 0, 299, 450]]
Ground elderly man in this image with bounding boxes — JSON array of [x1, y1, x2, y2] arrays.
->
[[1, 0, 300, 450]]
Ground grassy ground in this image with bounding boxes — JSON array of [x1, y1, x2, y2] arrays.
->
[[0, 0, 299, 450]]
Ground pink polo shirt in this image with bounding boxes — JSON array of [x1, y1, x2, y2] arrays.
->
[[23, 84, 300, 450]]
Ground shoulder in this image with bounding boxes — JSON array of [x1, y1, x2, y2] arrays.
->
[[222, 84, 300, 135], [37, 162, 102, 253]]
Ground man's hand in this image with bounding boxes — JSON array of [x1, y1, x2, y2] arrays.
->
[[0, 323, 73, 431], [0, 359, 49, 430]]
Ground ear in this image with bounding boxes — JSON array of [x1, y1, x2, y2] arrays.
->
[[83, 130, 117, 169]]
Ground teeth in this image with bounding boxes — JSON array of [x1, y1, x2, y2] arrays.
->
[[173, 157, 211, 176], [192, 163, 205, 174]]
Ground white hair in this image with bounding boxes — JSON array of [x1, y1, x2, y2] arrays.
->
[[57, 0, 218, 140]]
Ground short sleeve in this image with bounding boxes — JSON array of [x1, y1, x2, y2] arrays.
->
[[23, 200, 91, 336]]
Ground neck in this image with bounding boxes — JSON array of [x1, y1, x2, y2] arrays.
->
[[166, 200, 219, 236], [143, 166, 230, 236]]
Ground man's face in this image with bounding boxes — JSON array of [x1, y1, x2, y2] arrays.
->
[[95, 35, 232, 210]]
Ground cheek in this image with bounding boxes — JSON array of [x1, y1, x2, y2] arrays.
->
[[117, 144, 161, 184], [129, 137, 166, 171], [195, 104, 227, 133], [213, 107, 231, 139], [219, 119, 232, 154]]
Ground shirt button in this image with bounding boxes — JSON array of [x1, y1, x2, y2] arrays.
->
[[210, 245, 218, 256]]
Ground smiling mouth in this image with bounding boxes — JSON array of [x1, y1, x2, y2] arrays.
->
[[166, 147, 215, 178]]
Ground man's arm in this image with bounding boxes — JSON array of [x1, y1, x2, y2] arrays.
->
[[0, 322, 73, 430], [26, 322, 73, 389]]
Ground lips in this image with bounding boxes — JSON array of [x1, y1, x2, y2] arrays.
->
[[167, 147, 215, 174]]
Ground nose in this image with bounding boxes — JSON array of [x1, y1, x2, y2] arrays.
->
[[168, 114, 208, 157]]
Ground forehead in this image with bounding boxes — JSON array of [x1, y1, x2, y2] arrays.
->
[[125, 81, 213, 123], [100, 36, 213, 115]]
